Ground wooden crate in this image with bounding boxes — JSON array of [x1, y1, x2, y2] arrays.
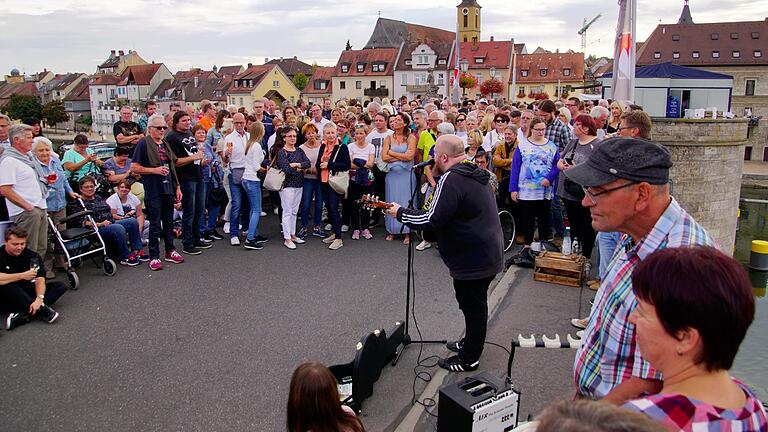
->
[[533, 251, 586, 287]]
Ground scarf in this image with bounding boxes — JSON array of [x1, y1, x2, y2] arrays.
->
[[143, 135, 178, 187], [0, 147, 49, 199]]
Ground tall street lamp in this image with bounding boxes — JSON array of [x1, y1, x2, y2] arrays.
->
[[460, 58, 469, 99], [489, 66, 497, 101]]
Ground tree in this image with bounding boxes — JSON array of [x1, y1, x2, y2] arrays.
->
[[42, 100, 68, 127], [292, 72, 309, 91], [345, 40, 352, 51], [2, 94, 42, 121], [479, 79, 504, 97]]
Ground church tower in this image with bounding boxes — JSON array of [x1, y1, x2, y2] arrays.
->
[[457, 0, 481, 43]]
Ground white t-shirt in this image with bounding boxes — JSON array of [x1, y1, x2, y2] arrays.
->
[[348, 143, 375, 165], [366, 129, 394, 163], [224, 130, 249, 169], [106, 193, 141, 216], [243, 143, 265, 182], [0, 157, 47, 216]]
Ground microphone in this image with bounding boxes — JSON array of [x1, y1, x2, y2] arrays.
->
[[412, 159, 435, 170]]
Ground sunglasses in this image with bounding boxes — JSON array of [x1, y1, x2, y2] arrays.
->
[[151, 126, 168, 130], [494, 119, 507, 123]]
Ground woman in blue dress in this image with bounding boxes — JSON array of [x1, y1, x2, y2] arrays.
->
[[382, 112, 417, 244]]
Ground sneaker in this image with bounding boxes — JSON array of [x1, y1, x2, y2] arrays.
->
[[198, 236, 213, 244], [243, 239, 263, 250], [202, 232, 216, 242], [324, 223, 332, 231], [361, 229, 373, 239], [341, 225, 349, 233], [446, 340, 463, 353], [194, 241, 213, 249], [437, 355, 479, 372], [322, 235, 336, 244], [240, 230, 248, 237], [223, 222, 230, 234], [260, 211, 267, 217], [273, 207, 279, 215], [36, 305, 59, 323], [5, 312, 30, 331], [571, 318, 588, 329], [312, 227, 325, 238], [576, 330, 585, 339], [210, 230, 224, 240], [329, 239, 344, 250], [297, 227, 308, 240], [135, 251, 150, 262], [351, 230, 360, 240], [415, 240, 431, 251], [254, 235, 269, 244], [292, 237, 305, 244], [181, 246, 202, 255], [149, 259, 163, 271], [284, 240, 297, 250], [230, 237, 241, 246], [165, 250, 185, 264], [120, 254, 141, 266]]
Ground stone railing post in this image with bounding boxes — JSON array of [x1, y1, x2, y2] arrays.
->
[[652, 118, 749, 254]]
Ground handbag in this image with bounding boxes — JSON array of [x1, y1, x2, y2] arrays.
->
[[263, 153, 285, 191], [328, 146, 349, 196], [562, 143, 585, 200]]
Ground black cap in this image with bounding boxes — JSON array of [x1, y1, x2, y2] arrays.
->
[[564, 137, 673, 187]]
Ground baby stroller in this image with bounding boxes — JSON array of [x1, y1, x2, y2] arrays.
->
[[48, 198, 117, 290]]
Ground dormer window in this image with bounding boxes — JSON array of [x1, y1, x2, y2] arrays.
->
[[755, 50, 763, 58], [438, 59, 447, 65], [405, 60, 412, 65], [474, 57, 484, 64], [692, 51, 700, 58], [521, 69, 528, 77], [732, 50, 741, 58], [712, 50, 720, 58], [341, 64, 350, 73], [672, 34, 680, 41], [356, 63, 365, 72], [710, 33, 719, 40], [539, 68, 547, 77], [562, 68, 571, 76], [751, 32, 760, 39], [372, 63, 386, 72], [416, 55, 429, 65], [654, 51, 661, 59], [730, 32, 739, 39], [672, 52, 680, 59]]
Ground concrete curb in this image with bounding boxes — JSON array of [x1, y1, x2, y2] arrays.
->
[[393, 265, 523, 431]]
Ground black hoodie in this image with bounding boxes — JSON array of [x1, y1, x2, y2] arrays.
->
[[397, 161, 503, 280]]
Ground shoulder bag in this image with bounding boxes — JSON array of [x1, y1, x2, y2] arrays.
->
[[263, 151, 285, 191], [328, 146, 350, 196]]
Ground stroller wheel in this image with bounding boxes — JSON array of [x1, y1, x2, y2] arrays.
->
[[67, 271, 80, 290], [103, 258, 117, 276]]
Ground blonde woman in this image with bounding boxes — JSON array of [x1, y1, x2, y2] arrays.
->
[[240, 121, 266, 250], [465, 129, 484, 161], [606, 100, 628, 133], [478, 112, 494, 135]]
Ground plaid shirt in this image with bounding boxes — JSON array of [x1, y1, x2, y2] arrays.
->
[[623, 379, 768, 431], [545, 118, 573, 152], [573, 197, 716, 399]]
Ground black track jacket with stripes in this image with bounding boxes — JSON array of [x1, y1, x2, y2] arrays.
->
[[397, 161, 503, 280]]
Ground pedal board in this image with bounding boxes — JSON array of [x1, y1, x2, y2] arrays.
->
[[437, 372, 520, 432]]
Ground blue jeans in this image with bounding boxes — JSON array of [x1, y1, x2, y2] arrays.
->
[[550, 194, 565, 238], [597, 231, 623, 279], [321, 183, 341, 237], [242, 179, 262, 241], [180, 179, 205, 249], [300, 178, 323, 228], [204, 181, 221, 233], [228, 175, 246, 239], [99, 219, 140, 260], [145, 195, 176, 259]]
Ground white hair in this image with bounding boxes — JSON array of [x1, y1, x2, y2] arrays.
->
[[147, 113, 166, 127], [590, 106, 610, 119], [32, 136, 53, 151], [436, 122, 455, 135]]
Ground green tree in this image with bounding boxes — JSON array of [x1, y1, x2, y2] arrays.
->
[[81, 114, 93, 127], [2, 94, 42, 121], [345, 40, 352, 51], [42, 100, 68, 126], [292, 72, 309, 91]]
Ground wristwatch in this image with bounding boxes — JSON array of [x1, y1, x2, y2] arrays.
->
[[37, 294, 45, 301]]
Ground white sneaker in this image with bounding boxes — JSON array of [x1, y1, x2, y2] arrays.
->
[[415, 240, 431, 251], [341, 225, 349, 233], [223, 222, 230, 234], [230, 237, 240, 246], [571, 318, 588, 329], [324, 223, 332, 231], [284, 240, 296, 250], [293, 237, 305, 244], [329, 239, 344, 250], [260, 211, 267, 217], [322, 235, 336, 244]]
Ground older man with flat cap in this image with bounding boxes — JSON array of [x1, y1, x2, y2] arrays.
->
[[566, 137, 716, 404]]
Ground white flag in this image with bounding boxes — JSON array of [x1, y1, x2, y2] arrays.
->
[[611, 0, 636, 102]]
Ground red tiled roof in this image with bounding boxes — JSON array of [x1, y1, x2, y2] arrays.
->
[[119, 63, 163, 86], [511, 52, 585, 83], [334, 48, 399, 77], [227, 65, 273, 94], [63, 80, 90, 101], [90, 74, 121, 86], [265, 57, 313, 77], [174, 69, 216, 80], [449, 40, 516, 69], [217, 65, 244, 78], [303, 66, 334, 95], [637, 18, 768, 66], [0, 82, 38, 105]]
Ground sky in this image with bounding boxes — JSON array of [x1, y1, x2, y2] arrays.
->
[[1, 0, 767, 76]]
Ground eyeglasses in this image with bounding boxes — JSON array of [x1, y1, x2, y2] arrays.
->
[[233, 121, 246, 125], [532, 127, 546, 132], [151, 126, 168, 130], [582, 182, 638, 204], [494, 119, 508, 123], [617, 126, 636, 131]]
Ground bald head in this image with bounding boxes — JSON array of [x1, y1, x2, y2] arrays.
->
[[233, 113, 246, 133], [436, 135, 465, 158]]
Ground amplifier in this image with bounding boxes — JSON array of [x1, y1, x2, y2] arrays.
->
[[437, 372, 520, 432]]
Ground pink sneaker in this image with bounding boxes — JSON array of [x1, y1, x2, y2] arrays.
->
[[361, 229, 373, 239], [164, 250, 184, 264], [351, 230, 360, 240], [149, 259, 163, 271]]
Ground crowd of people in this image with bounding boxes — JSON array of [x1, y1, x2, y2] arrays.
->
[[1, 89, 765, 431]]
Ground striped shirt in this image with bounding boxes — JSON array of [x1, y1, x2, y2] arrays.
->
[[573, 197, 716, 399], [623, 379, 768, 432]]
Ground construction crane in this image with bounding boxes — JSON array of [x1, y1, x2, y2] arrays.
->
[[578, 14, 602, 54]]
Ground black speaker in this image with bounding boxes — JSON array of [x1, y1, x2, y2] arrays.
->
[[437, 372, 520, 432]]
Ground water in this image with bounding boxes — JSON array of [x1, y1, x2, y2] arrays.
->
[[731, 186, 768, 401]]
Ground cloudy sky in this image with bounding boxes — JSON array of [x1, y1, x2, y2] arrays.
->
[[1, 0, 766, 76]]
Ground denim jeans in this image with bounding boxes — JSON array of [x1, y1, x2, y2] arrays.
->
[[99, 223, 131, 260], [204, 181, 221, 233], [180, 179, 205, 249], [320, 183, 342, 237], [115, 217, 143, 251], [300, 178, 323, 228], [550, 194, 565, 238], [228, 175, 246, 239], [145, 195, 176, 259], [242, 179, 262, 241], [597, 231, 623, 279]]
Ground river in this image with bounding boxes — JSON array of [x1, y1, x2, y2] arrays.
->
[[731, 185, 768, 401]]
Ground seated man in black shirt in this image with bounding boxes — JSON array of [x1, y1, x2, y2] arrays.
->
[[1, 226, 66, 331]]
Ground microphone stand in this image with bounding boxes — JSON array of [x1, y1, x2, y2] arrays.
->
[[392, 165, 446, 366]]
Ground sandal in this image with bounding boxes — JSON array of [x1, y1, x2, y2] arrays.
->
[[386, 234, 394, 241]]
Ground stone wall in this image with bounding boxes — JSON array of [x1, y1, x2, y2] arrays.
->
[[652, 118, 749, 253]]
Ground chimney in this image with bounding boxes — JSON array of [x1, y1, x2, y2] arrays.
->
[[194, 76, 199, 88], [110, 50, 116, 56], [248, 62, 253, 68], [265, 58, 269, 64], [280, 56, 283, 61], [490, 36, 494, 42], [293, 56, 297, 59], [119, 50, 124, 56]]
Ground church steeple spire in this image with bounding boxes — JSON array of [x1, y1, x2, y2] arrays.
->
[[678, 0, 694, 24]]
